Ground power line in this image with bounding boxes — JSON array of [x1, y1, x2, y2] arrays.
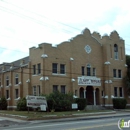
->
[[1, 0, 81, 31]]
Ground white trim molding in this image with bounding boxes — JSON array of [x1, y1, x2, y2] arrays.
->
[[71, 78, 75, 82], [26, 79, 30, 83], [41, 54, 48, 58], [104, 61, 111, 65]]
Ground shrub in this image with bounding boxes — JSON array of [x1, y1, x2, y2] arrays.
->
[[74, 98, 87, 110], [0, 97, 7, 110], [17, 97, 27, 111], [46, 91, 73, 111], [113, 98, 127, 109]]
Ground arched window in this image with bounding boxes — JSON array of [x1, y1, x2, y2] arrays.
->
[[6, 76, 9, 86], [114, 44, 118, 59], [15, 74, 19, 84], [87, 64, 91, 76]]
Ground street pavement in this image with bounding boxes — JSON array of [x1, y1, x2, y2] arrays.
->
[[0, 110, 130, 128]]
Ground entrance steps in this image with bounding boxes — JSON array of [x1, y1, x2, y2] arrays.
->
[[86, 105, 106, 110]]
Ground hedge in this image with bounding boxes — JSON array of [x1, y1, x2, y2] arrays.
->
[[113, 98, 127, 109]]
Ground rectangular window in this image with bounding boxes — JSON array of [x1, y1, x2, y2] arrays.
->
[[114, 52, 118, 59], [15, 89, 19, 98], [6, 90, 9, 99], [61, 85, 65, 94], [93, 68, 96, 76], [37, 63, 41, 74], [75, 90, 77, 96], [114, 87, 118, 97], [33, 65, 36, 75], [119, 87, 123, 97], [81, 66, 85, 76], [37, 85, 41, 96], [87, 68, 91, 76], [113, 69, 116, 78], [6, 79, 9, 86], [52, 63, 58, 73], [15, 76, 18, 84], [33, 86, 36, 96], [53, 85, 58, 92], [60, 64, 65, 74], [118, 70, 122, 78]]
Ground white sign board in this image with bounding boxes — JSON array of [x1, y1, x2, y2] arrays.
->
[[40, 105, 46, 111], [72, 103, 78, 109], [26, 95, 47, 108], [78, 76, 101, 86]]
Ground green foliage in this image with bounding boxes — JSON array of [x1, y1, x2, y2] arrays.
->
[[126, 55, 130, 67], [124, 55, 130, 95], [124, 76, 130, 95], [17, 97, 27, 111], [74, 98, 87, 110], [46, 91, 74, 111], [113, 98, 127, 109], [0, 97, 7, 110]]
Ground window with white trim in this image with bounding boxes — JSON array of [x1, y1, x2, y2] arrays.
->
[[114, 44, 118, 59], [119, 87, 123, 97], [118, 70, 122, 78], [52, 63, 58, 73], [6, 76, 9, 86], [33, 65, 36, 75], [87, 64, 91, 76], [114, 87, 118, 97], [93, 68, 96, 76], [37, 63, 41, 74], [33, 86, 36, 96], [113, 69, 116, 78], [60, 64, 65, 74], [53, 85, 58, 92], [6, 90, 9, 99], [61, 85, 65, 94], [37, 85, 41, 96], [15, 74, 19, 84], [15, 89, 19, 98], [81, 66, 85, 76]]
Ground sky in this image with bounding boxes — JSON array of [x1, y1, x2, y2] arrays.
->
[[0, 0, 130, 64]]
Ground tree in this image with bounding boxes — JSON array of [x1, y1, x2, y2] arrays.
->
[[17, 97, 27, 111], [125, 55, 130, 95], [0, 97, 7, 110], [46, 91, 74, 111]]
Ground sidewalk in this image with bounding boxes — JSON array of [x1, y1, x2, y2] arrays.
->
[[0, 110, 130, 127]]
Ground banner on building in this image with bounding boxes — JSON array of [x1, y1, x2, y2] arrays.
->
[[78, 76, 101, 86], [26, 95, 47, 108]]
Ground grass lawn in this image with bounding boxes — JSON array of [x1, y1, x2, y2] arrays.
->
[[0, 109, 114, 119]]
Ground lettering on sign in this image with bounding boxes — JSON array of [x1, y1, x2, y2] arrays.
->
[[78, 76, 101, 86], [26, 95, 47, 108]]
